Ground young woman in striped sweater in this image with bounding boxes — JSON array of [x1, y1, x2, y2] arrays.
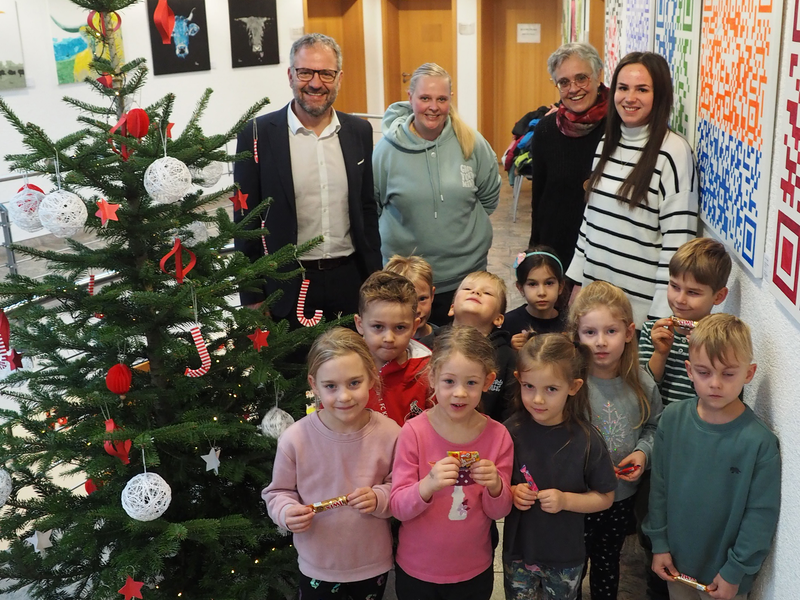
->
[[566, 52, 699, 328]]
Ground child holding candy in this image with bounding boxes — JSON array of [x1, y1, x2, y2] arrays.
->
[[503, 334, 616, 600], [639, 238, 731, 406], [644, 315, 780, 600], [569, 282, 663, 600], [262, 328, 400, 600], [390, 326, 513, 600]]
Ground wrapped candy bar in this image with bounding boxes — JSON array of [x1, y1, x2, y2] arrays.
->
[[520, 464, 539, 492], [673, 574, 708, 592], [308, 495, 349, 513], [447, 450, 480, 468], [671, 316, 698, 330]]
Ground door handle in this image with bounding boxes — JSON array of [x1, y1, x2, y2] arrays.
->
[[402, 72, 412, 84]]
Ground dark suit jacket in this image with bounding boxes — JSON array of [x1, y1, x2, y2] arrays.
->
[[233, 103, 382, 317]]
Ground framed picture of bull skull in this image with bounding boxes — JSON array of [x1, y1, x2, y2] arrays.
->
[[228, 0, 279, 68], [146, 0, 210, 76]]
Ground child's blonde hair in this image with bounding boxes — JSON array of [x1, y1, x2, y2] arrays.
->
[[688, 313, 753, 366], [516, 333, 592, 426], [358, 271, 418, 316], [307, 327, 379, 386], [428, 326, 497, 381], [669, 237, 731, 292], [568, 281, 650, 427], [458, 271, 508, 315], [384, 254, 434, 290]]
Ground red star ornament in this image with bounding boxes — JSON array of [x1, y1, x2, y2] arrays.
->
[[229, 189, 248, 211], [6, 349, 23, 371], [118, 576, 144, 600], [166, 122, 175, 138], [247, 328, 270, 351], [95, 199, 120, 227]]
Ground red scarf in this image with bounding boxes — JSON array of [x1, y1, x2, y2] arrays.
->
[[555, 84, 608, 138]]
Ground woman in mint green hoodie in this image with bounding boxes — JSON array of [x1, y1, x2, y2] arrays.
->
[[373, 63, 501, 325]]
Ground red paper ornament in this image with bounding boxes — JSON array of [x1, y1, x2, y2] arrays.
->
[[166, 122, 175, 138], [95, 199, 120, 227], [85, 479, 98, 495], [185, 325, 211, 377], [118, 575, 144, 600], [126, 108, 150, 138], [104, 439, 132, 464], [105, 418, 119, 432], [97, 74, 113, 88], [87, 10, 122, 36], [229, 189, 248, 211], [296, 279, 323, 327], [106, 364, 132, 397], [153, 0, 176, 45], [6, 349, 23, 371], [159, 238, 196, 284], [247, 328, 270, 351]]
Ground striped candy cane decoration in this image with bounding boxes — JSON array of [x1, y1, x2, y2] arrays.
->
[[252, 120, 259, 164], [88, 274, 103, 318], [184, 324, 211, 377], [260, 217, 268, 255], [296, 279, 323, 327]]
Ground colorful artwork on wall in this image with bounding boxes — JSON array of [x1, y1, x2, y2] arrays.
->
[[771, 0, 800, 320], [604, 0, 623, 82], [695, 0, 783, 277], [146, 0, 210, 76], [653, 0, 702, 144], [48, 0, 125, 85], [228, 0, 279, 69], [0, 0, 26, 91]]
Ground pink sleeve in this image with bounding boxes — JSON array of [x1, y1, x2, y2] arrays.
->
[[261, 439, 303, 529], [390, 424, 432, 521], [372, 425, 400, 519], [481, 427, 514, 520]]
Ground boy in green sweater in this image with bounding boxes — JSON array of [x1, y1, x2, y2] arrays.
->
[[643, 314, 780, 600]]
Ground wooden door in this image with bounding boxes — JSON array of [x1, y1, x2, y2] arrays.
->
[[304, 0, 367, 114], [382, 0, 456, 106], [478, 0, 562, 156], [587, 0, 605, 63]]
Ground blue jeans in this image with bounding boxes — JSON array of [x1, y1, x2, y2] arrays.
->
[[504, 559, 583, 600]]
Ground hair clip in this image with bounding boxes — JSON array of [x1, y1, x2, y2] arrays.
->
[[512, 251, 564, 274]]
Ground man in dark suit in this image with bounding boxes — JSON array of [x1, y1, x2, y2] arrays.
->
[[233, 33, 381, 327]]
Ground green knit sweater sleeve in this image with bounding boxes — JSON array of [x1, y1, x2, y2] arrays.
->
[[718, 438, 781, 586]]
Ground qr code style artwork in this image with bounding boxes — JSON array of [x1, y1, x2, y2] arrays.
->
[[771, 0, 800, 320], [654, 0, 702, 143], [624, 0, 655, 54], [605, 0, 623, 84], [695, 0, 782, 277]]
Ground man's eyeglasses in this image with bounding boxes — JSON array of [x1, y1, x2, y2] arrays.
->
[[554, 73, 592, 91], [293, 68, 340, 83]]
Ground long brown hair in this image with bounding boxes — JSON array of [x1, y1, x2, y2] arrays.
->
[[585, 52, 674, 209], [568, 281, 650, 427]]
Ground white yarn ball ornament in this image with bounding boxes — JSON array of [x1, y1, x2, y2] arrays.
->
[[189, 162, 224, 188], [144, 157, 193, 205], [0, 469, 12, 507], [169, 221, 209, 247], [121, 472, 172, 522], [259, 406, 295, 439], [38, 190, 88, 238], [7, 187, 44, 232]]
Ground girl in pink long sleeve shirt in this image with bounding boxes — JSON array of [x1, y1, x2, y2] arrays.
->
[[262, 328, 400, 600], [390, 326, 513, 600]]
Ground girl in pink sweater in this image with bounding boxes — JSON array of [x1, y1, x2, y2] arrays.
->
[[390, 326, 514, 600], [262, 328, 400, 600]]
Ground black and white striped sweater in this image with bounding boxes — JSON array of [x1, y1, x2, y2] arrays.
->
[[566, 125, 699, 326]]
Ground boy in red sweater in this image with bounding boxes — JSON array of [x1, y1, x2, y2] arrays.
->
[[355, 271, 433, 425]]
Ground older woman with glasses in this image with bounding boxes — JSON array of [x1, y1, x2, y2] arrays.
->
[[527, 43, 608, 273], [373, 63, 501, 325]]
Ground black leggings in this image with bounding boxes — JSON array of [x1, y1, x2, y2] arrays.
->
[[298, 571, 389, 600], [578, 495, 636, 600], [394, 563, 493, 600]]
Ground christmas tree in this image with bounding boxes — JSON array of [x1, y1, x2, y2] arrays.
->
[[0, 1, 322, 598]]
